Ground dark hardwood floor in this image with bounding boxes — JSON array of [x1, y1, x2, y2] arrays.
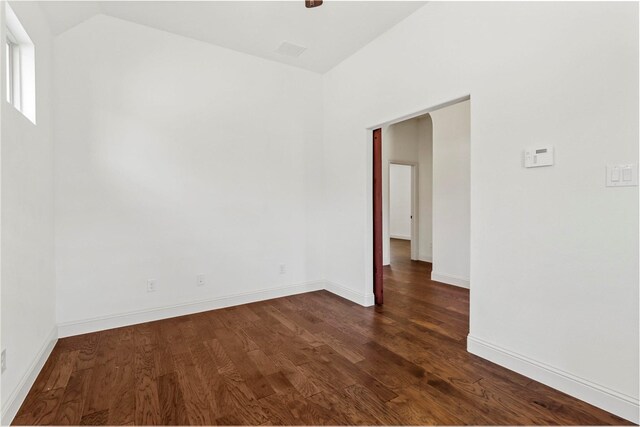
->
[[12, 239, 633, 425]]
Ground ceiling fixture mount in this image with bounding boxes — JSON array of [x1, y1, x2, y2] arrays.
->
[[305, 0, 323, 8]]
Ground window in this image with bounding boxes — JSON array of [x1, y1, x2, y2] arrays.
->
[[6, 29, 21, 109], [5, 3, 35, 123]]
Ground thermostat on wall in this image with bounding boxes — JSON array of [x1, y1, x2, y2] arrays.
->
[[524, 146, 554, 168]]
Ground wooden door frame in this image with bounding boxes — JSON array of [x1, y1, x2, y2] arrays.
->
[[367, 95, 470, 306], [373, 129, 383, 305]]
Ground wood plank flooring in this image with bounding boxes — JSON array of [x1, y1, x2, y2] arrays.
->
[[12, 239, 633, 425]]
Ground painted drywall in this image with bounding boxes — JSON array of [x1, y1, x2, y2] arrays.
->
[[1, 1, 57, 422], [431, 100, 470, 285], [52, 15, 325, 326], [322, 1, 638, 419], [382, 116, 433, 264], [416, 116, 433, 262], [389, 164, 412, 240]]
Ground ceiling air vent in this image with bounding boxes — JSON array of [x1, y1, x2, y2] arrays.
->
[[275, 41, 307, 58]]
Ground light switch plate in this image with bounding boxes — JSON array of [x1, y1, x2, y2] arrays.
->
[[606, 164, 638, 187]]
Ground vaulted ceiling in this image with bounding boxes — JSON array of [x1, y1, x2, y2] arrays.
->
[[38, 1, 426, 73]]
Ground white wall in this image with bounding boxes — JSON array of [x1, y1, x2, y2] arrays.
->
[[382, 116, 432, 264], [389, 164, 412, 240], [1, 1, 57, 423], [431, 100, 470, 286], [53, 15, 325, 328], [322, 2, 638, 421], [416, 116, 433, 262], [3, 2, 637, 423]]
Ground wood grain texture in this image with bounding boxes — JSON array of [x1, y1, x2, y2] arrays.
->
[[373, 127, 384, 305], [12, 239, 634, 425]]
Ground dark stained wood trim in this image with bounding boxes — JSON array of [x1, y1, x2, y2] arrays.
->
[[373, 128, 383, 305]]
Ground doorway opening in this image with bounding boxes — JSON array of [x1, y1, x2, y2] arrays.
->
[[372, 97, 470, 305], [388, 162, 418, 265]]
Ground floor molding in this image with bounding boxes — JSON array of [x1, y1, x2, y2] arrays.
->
[[431, 271, 469, 289], [58, 281, 325, 338], [58, 280, 375, 338], [418, 255, 432, 263], [325, 281, 375, 307], [467, 334, 640, 424], [8, 283, 633, 424], [1, 326, 58, 426]]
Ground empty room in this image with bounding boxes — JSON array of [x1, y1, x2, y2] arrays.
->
[[1, 1, 638, 426]]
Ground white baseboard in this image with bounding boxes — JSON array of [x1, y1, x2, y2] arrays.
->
[[431, 271, 469, 289], [418, 255, 432, 263], [58, 280, 376, 338], [9, 281, 354, 424], [467, 334, 639, 424], [8, 287, 638, 426], [1, 326, 58, 426], [324, 281, 375, 307], [390, 234, 411, 240], [58, 281, 325, 337], [0, 280, 366, 425]]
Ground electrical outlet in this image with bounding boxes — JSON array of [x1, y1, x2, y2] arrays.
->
[[147, 279, 157, 292], [1, 349, 6, 373], [197, 274, 205, 286], [279, 264, 286, 275]]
